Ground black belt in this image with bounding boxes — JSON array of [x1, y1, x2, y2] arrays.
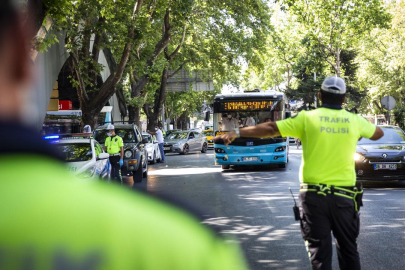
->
[[300, 183, 364, 211]]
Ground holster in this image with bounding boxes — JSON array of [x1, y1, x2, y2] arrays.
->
[[354, 181, 364, 211]]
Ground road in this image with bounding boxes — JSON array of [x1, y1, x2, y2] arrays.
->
[[135, 148, 405, 270]]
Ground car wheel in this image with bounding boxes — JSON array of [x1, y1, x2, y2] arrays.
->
[[181, 144, 189, 155], [278, 163, 286, 168], [222, 165, 230, 170], [133, 160, 143, 183], [151, 152, 156, 164], [201, 143, 208, 153]]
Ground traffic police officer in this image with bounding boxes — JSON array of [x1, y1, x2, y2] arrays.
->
[[104, 124, 124, 184], [0, 1, 248, 268], [216, 76, 384, 270]]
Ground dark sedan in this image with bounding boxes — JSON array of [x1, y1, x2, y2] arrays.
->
[[355, 125, 405, 182]]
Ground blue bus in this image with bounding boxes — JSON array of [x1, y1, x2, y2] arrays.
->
[[213, 90, 291, 170]]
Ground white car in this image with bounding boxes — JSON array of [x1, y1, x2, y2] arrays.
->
[[142, 133, 162, 164], [45, 134, 111, 179]]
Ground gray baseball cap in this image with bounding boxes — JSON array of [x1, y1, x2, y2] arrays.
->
[[321, 77, 346, 94]]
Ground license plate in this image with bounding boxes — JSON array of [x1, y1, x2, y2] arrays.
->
[[164, 147, 171, 150], [374, 164, 397, 170], [242, 157, 258, 161]]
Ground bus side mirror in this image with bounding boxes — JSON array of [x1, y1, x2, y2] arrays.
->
[[285, 112, 292, 119], [204, 111, 210, 122]]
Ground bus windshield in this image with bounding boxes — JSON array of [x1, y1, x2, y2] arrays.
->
[[214, 100, 283, 132]]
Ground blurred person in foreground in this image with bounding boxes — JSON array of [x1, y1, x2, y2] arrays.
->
[[215, 77, 384, 270], [0, 1, 247, 269]]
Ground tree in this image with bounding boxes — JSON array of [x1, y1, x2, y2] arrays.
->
[[44, 0, 151, 128], [129, 0, 272, 130], [283, 0, 391, 77], [356, 1, 405, 119]]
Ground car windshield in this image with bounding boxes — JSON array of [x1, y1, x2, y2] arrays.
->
[[358, 127, 405, 144], [142, 135, 153, 143], [166, 132, 189, 140], [203, 130, 214, 136], [55, 143, 93, 162], [94, 128, 137, 144]]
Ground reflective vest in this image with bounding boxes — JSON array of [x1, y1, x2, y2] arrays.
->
[[105, 135, 123, 154], [277, 107, 376, 186]]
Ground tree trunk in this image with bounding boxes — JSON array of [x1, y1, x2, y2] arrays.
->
[[128, 106, 141, 127], [146, 111, 159, 131], [81, 107, 99, 131]]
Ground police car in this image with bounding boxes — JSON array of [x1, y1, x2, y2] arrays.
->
[[44, 134, 111, 180]]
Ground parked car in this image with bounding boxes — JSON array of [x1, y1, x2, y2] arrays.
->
[[164, 130, 208, 155], [94, 124, 148, 183], [45, 134, 111, 180], [142, 133, 161, 164], [355, 125, 405, 183], [202, 129, 214, 149]]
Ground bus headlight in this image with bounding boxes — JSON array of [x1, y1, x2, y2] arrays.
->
[[215, 148, 226, 153], [275, 146, 286, 152]]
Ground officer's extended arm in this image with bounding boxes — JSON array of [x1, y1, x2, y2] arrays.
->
[[120, 146, 124, 160], [369, 126, 384, 140], [214, 122, 280, 145]]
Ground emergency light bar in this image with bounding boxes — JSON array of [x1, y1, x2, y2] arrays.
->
[[44, 135, 60, 140], [43, 133, 92, 140]]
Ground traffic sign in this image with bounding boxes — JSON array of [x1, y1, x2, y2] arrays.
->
[[381, 96, 396, 111]]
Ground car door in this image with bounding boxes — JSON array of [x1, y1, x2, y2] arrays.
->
[[188, 132, 198, 151], [94, 140, 108, 178], [152, 135, 161, 159], [193, 132, 203, 150]]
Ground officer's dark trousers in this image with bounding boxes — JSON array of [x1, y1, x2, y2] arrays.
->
[[109, 156, 122, 184], [299, 191, 361, 270]]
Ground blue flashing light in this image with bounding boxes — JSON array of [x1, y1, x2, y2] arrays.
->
[[44, 135, 60, 140]]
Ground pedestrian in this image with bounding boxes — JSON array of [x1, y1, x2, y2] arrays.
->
[[147, 125, 165, 163], [104, 124, 124, 184], [222, 113, 238, 131], [295, 137, 301, 149], [0, 1, 247, 268], [215, 76, 384, 270], [245, 114, 256, 126]]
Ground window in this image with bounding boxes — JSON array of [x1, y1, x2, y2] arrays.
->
[[55, 143, 93, 162], [94, 128, 137, 144], [142, 135, 153, 143], [134, 126, 142, 142], [94, 141, 103, 157]]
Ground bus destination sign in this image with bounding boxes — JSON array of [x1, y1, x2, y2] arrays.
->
[[221, 101, 274, 111]]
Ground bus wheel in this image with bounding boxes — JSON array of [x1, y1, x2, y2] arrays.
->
[[278, 164, 286, 168], [222, 165, 230, 170]]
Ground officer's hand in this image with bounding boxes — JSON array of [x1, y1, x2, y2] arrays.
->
[[119, 159, 123, 167], [213, 131, 237, 146]]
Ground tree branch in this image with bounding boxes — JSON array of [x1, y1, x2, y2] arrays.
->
[[168, 61, 189, 78], [167, 24, 187, 61], [69, 53, 90, 103], [93, 0, 144, 107]]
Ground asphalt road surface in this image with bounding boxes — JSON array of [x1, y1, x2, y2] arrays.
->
[[135, 147, 405, 270]]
